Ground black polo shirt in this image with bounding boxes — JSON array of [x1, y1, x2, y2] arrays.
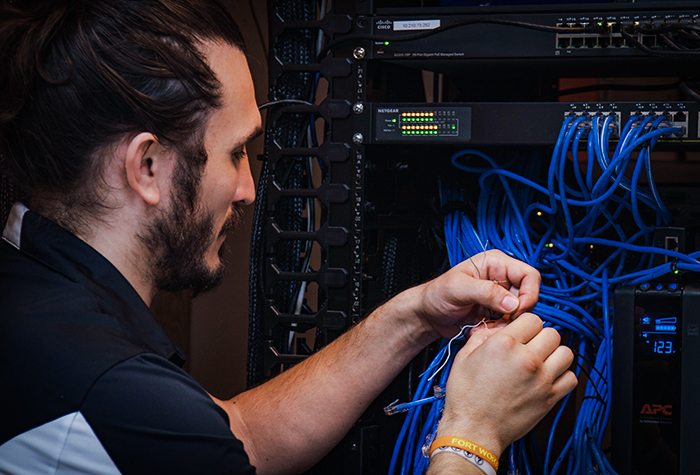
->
[[0, 203, 256, 474]]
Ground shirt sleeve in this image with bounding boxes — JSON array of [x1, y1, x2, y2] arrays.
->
[[81, 352, 256, 474]]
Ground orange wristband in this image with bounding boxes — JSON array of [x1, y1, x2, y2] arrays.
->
[[429, 436, 499, 472]]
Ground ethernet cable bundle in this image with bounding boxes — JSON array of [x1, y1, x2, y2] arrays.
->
[[388, 113, 700, 474]]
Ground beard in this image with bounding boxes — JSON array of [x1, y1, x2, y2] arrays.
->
[[137, 142, 244, 298]]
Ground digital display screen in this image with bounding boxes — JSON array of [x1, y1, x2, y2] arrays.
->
[[637, 314, 678, 356]]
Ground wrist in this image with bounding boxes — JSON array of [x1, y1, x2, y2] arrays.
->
[[435, 415, 505, 461], [379, 284, 440, 349], [430, 437, 499, 473], [430, 445, 498, 475]]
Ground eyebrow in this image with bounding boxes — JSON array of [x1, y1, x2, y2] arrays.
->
[[241, 125, 264, 148], [229, 125, 264, 156]]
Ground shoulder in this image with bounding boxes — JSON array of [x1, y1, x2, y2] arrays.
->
[[82, 353, 256, 473]]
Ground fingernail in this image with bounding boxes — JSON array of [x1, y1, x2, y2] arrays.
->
[[502, 294, 519, 312]]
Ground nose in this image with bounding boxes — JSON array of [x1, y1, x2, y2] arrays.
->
[[235, 156, 256, 206]]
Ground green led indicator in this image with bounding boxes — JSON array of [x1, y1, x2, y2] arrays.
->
[[452, 126, 456, 129], [384, 41, 390, 46], [392, 119, 396, 123]]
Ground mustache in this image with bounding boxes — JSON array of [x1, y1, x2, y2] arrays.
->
[[219, 204, 245, 237]]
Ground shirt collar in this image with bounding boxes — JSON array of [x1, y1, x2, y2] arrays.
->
[[2, 202, 186, 367]]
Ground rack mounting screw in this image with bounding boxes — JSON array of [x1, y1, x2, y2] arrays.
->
[[353, 102, 364, 114], [353, 47, 366, 60], [352, 133, 364, 144]]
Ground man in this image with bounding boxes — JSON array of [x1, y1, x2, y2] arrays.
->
[[0, 1, 577, 474]]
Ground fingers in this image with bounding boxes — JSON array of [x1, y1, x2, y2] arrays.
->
[[458, 278, 523, 317], [498, 312, 544, 344], [526, 326, 562, 361], [552, 369, 578, 398], [523, 327, 578, 399], [543, 345, 575, 386], [461, 324, 506, 358], [456, 250, 541, 317]]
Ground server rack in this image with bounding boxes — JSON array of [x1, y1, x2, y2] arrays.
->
[[251, 1, 700, 473]]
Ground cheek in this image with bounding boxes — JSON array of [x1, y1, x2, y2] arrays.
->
[[205, 163, 239, 209]]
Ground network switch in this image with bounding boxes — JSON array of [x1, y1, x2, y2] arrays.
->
[[369, 102, 698, 145]]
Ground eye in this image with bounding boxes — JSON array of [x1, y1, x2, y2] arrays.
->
[[231, 148, 248, 163]]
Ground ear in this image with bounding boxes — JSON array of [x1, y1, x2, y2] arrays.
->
[[124, 132, 170, 206]]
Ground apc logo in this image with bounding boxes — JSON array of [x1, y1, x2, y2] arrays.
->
[[640, 404, 672, 416]]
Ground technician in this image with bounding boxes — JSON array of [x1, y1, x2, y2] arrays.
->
[[0, 1, 577, 474]]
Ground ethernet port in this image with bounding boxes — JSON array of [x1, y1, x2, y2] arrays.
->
[[611, 35, 624, 47], [599, 36, 611, 48], [584, 36, 598, 48], [571, 37, 584, 48], [673, 111, 687, 122], [557, 37, 571, 49]]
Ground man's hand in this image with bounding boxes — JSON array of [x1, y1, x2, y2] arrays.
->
[[431, 313, 577, 469], [397, 249, 541, 343]]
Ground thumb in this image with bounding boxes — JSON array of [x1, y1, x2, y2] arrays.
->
[[468, 279, 521, 315]]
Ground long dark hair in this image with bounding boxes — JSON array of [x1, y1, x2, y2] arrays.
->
[[0, 0, 245, 231]]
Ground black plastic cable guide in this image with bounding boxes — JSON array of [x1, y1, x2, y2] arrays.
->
[[264, 342, 309, 376], [267, 141, 351, 167], [270, 57, 352, 83], [265, 258, 348, 290], [263, 299, 347, 332], [269, 12, 353, 41], [265, 96, 351, 123], [266, 181, 349, 210], [265, 219, 348, 252]]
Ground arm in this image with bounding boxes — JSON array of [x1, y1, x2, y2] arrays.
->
[[427, 314, 578, 474], [213, 250, 541, 474]]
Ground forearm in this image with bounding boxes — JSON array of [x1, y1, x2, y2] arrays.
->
[[218, 287, 437, 474]]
